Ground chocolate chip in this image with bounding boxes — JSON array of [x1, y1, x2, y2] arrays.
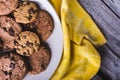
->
[[29, 7, 37, 14], [41, 64, 46, 70], [27, 50, 30, 53], [26, 41, 30, 46], [9, 63, 15, 69], [3, 71, 12, 77], [9, 72, 12, 75], [3, 71, 8, 76], [10, 57, 15, 61], [28, 7, 38, 20], [28, 15, 32, 20], [27, 50, 30, 55], [26, 41, 33, 47], [50, 30, 53, 32], [5, 19, 9, 22], [23, 35, 26, 39], [30, 43, 33, 47], [23, 52, 27, 56], [3, 27, 7, 32], [14, 41, 18, 45], [9, 27, 14, 36], [17, 35, 20, 40]]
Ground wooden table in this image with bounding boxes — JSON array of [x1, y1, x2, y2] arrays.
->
[[78, 0, 120, 80]]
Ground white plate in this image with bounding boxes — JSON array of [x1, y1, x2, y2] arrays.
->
[[23, 0, 63, 80]]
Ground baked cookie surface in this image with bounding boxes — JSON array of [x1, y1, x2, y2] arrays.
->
[[0, 53, 28, 80], [14, 1, 38, 24], [0, 0, 19, 15], [0, 16, 22, 50], [28, 46, 51, 74], [35, 10, 54, 41], [15, 31, 40, 56]]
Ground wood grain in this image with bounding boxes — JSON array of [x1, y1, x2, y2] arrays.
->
[[78, 0, 120, 80], [102, 0, 120, 18]]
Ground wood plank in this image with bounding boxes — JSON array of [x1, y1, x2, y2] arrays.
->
[[98, 45, 120, 80], [78, 0, 120, 40], [78, 0, 120, 57], [92, 45, 120, 80], [102, 0, 120, 18], [78, 0, 120, 80]]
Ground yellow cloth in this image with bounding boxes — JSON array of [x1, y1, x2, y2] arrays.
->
[[50, 0, 107, 80]]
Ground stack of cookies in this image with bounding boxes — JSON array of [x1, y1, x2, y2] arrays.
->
[[0, 0, 54, 80]]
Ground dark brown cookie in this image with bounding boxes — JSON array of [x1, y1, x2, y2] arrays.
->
[[14, 31, 40, 56], [0, 16, 22, 50], [0, 53, 28, 80], [0, 0, 19, 15], [28, 46, 51, 74], [35, 10, 54, 41], [14, 1, 38, 24]]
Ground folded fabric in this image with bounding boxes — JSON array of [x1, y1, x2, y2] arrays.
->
[[49, 0, 107, 80]]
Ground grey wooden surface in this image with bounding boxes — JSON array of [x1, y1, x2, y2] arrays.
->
[[78, 0, 120, 80]]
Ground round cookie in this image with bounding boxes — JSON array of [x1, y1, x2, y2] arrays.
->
[[14, 31, 40, 56], [0, 53, 28, 80], [35, 10, 54, 41], [14, 1, 38, 24], [0, 0, 19, 15], [28, 46, 51, 74], [0, 16, 22, 50]]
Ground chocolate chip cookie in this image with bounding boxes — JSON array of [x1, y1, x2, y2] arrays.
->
[[0, 53, 28, 80], [0, 0, 19, 15], [14, 1, 38, 24], [28, 46, 51, 74], [0, 16, 22, 50], [35, 10, 54, 41], [14, 31, 40, 56]]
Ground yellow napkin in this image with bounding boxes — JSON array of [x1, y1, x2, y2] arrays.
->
[[50, 0, 107, 80]]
